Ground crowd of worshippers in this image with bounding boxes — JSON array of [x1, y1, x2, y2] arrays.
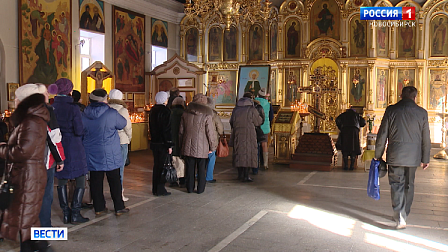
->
[[0, 82, 273, 251], [150, 88, 273, 196]]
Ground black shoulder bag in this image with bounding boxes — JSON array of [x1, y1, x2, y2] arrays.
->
[[161, 154, 178, 184], [0, 147, 14, 211]]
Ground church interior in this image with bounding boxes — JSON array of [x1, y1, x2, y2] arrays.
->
[[1, 0, 448, 251]]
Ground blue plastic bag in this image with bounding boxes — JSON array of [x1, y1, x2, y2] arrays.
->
[[367, 159, 380, 200]]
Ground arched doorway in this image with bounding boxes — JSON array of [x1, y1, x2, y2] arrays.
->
[[308, 57, 340, 132]]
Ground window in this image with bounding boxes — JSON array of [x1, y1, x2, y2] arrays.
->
[[80, 36, 91, 71], [151, 46, 167, 70], [79, 30, 105, 71]]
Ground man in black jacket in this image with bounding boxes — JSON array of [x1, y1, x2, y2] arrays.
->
[[375, 86, 430, 229], [149, 91, 173, 196], [336, 107, 366, 170]]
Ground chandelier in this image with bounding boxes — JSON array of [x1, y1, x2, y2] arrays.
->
[[184, 0, 272, 30]]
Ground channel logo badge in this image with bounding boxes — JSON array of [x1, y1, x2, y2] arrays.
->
[[31, 227, 68, 240], [360, 7, 415, 20]]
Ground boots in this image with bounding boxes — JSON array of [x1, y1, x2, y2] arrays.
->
[[122, 189, 129, 202], [342, 155, 349, 170], [263, 152, 269, 170], [237, 167, 243, 180], [57, 185, 71, 224], [243, 168, 253, 182], [71, 187, 89, 224], [350, 155, 357, 170]]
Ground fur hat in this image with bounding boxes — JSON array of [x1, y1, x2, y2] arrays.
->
[[192, 93, 207, 105], [89, 89, 108, 103], [155, 91, 169, 105], [172, 97, 185, 107], [15, 84, 47, 101], [48, 78, 73, 95], [109, 89, 123, 100]]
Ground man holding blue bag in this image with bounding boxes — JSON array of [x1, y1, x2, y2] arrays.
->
[[375, 86, 431, 230]]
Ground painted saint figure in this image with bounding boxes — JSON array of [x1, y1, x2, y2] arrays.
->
[[377, 26, 386, 49], [433, 18, 447, 54], [244, 70, 261, 96], [400, 26, 414, 53], [351, 71, 365, 104], [91, 6, 104, 33], [186, 29, 197, 59], [287, 22, 299, 55], [353, 20, 365, 52], [225, 27, 237, 60], [80, 5, 92, 29], [378, 70, 386, 103], [251, 26, 262, 60], [316, 4, 334, 36]]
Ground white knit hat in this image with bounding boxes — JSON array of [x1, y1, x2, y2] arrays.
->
[[109, 89, 123, 100], [15, 84, 47, 101], [155, 91, 169, 105]]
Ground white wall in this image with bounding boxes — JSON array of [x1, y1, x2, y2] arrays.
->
[[0, 1, 18, 110]]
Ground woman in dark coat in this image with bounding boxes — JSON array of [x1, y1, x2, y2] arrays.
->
[[49, 78, 89, 224], [170, 97, 186, 186], [336, 108, 366, 170], [149, 91, 173, 196], [0, 85, 52, 251], [230, 94, 263, 182]]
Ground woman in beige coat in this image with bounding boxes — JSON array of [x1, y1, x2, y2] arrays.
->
[[179, 94, 217, 194], [108, 89, 132, 201]]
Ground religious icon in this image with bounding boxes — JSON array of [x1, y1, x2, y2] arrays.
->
[[80, 0, 105, 33], [209, 26, 222, 61], [397, 69, 415, 99], [237, 65, 270, 100], [429, 69, 447, 110], [249, 25, 263, 61], [350, 16, 366, 57], [398, 25, 415, 58], [310, 0, 340, 41], [270, 23, 278, 60], [377, 26, 389, 57], [158, 78, 174, 92], [349, 68, 367, 107], [151, 18, 168, 48], [245, 70, 261, 96], [376, 69, 388, 108], [285, 19, 300, 58], [224, 26, 237, 61], [208, 71, 237, 106], [431, 16, 448, 57], [186, 28, 198, 62]]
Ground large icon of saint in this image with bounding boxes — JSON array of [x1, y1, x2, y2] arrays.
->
[[316, 4, 334, 36], [433, 18, 447, 55], [353, 20, 365, 53], [287, 22, 299, 56], [244, 70, 261, 96]]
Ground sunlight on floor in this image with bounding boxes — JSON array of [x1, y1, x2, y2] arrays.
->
[[364, 233, 434, 252], [287, 205, 355, 237], [287, 204, 448, 252], [362, 223, 448, 252]]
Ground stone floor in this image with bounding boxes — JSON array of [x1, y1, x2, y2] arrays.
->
[[1, 148, 448, 252]]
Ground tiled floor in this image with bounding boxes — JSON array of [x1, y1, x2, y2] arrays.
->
[[1, 148, 448, 252]]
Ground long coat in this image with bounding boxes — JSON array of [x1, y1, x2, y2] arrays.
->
[[375, 99, 431, 167], [52, 95, 88, 179], [108, 99, 132, 145], [230, 97, 263, 168], [170, 105, 185, 156], [179, 102, 218, 159], [0, 94, 49, 241], [82, 102, 126, 171], [335, 109, 366, 156]]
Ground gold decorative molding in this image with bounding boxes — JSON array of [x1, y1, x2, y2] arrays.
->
[[389, 61, 419, 67], [422, 0, 447, 16], [217, 111, 232, 118], [205, 63, 239, 70], [428, 59, 448, 67]]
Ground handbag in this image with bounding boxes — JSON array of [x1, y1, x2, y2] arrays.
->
[[217, 136, 229, 158], [367, 158, 380, 200], [0, 147, 14, 211], [161, 154, 178, 183], [68, 174, 92, 204]]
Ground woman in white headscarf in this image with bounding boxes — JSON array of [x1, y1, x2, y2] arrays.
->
[[149, 91, 173, 196]]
